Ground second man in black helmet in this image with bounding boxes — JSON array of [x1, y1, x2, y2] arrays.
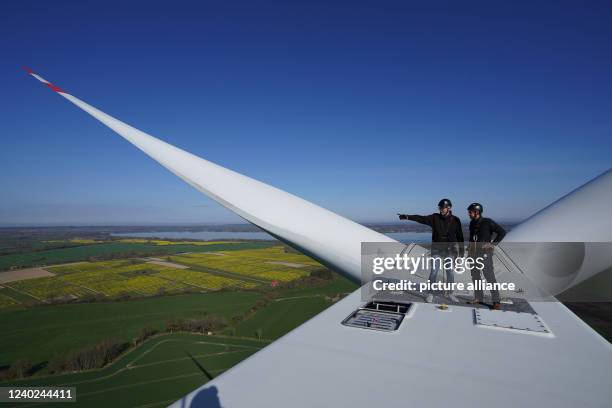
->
[[399, 199, 464, 303], [466, 202, 506, 310]]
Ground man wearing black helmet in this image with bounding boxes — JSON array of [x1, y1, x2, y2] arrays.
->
[[399, 199, 464, 303], [466, 202, 506, 310]]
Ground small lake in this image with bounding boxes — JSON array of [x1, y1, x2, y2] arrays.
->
[[112, 231, 431, 244], [112, 231, 275, 241]]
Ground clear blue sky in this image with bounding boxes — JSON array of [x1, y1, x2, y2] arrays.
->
[[1, 0, 610, 226]]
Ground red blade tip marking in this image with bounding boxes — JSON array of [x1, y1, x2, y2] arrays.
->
[[46, 82, 65, 93]]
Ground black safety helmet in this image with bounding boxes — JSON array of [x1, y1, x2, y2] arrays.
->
[[438, 198, 452, 208], [467, 202, 483, 214]]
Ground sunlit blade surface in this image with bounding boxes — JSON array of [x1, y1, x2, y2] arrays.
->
[[502, 170, 612, 295], [25, 69, 396, 282]]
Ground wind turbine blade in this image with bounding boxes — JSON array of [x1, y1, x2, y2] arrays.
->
[[25, 69, 396, 282], [503, 169, 612, 294]]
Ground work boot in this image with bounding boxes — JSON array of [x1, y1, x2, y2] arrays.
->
[[492, 302, 502, 310]]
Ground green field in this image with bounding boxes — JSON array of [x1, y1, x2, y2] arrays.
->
[[0, 292, 262, 370], [0, 239, 358, 407], [236, 295, 331, 339], [0, 240, 275, 271], [0, 278, 357, 407], [2, 333, 271, 408], [0, 293, 19, 308], [236, 276, 356, 339], [0, 277, 356, 371]]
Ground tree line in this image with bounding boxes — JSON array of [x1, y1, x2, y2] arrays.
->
[[0, 312, 229, 381]]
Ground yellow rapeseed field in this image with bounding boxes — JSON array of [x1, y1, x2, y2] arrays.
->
[[155, 269, 256, 290], [169, 246, 318, 282], [3, 245, 324, 301]]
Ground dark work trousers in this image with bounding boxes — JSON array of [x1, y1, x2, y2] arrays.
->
[[470, 252, 500, 303]]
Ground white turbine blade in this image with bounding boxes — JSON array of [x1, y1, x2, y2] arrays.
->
[[502, 169, 612, 294], [25, 68, 396, 281], [506, 169, 612, 242]]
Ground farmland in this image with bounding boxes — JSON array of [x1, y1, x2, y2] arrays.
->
[[0, 233, 358, 407], [0, 239, 275, 271], [0, 293, 19, 309], [236, 295, 331, 339], [0, 291, 265, 371], [0, 275, 356, 407], [2, 333, 271, 408], [0, 244, 333, 309], [170, 246, 319, 282], [0, 275, 356, 374], [0, 238, 357, 367], [0, 278, 356, 407]]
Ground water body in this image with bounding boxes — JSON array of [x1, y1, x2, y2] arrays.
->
[[386, 232, 431, 243], [112, 231, 275, 241], [112, 231, 432, 244]]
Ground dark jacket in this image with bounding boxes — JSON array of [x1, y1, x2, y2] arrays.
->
[[469, 217, 506, 243], [406, 213, 465, 256]]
